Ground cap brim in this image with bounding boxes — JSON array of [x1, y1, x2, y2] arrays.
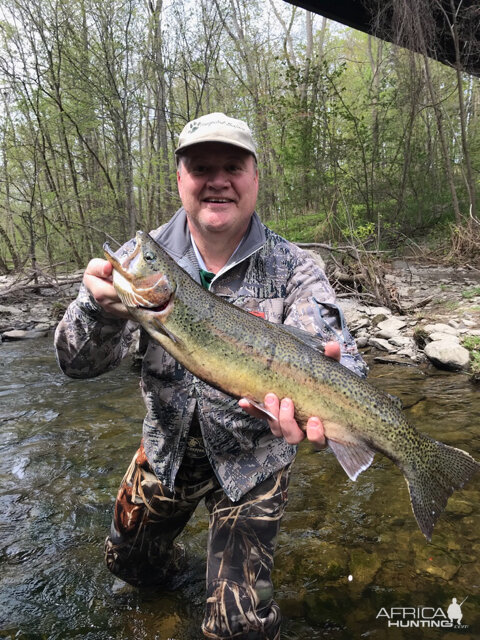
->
[[175, 137, 256, 159]]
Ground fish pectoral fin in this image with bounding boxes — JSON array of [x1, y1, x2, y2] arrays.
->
[[152, 318, 181, 345], [327, 438, 375, 481], [244, 398, 278, 423]]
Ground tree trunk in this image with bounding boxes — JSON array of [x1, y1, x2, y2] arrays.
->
[[423, 54, 462, 223]]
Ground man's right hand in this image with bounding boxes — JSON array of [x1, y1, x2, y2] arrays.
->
[[238, 341, 341, 448], [83, 258, 129, 318]]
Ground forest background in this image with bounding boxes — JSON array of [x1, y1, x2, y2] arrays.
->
[[0, 0, 479, 277]]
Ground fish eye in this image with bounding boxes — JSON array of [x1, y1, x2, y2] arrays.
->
[[144, 250, 156, 262]]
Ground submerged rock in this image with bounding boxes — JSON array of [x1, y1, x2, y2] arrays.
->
[[413, 543, 460, 581], [2, 329, 49, 340], [348, 548, 382, 587], [445, 496, 474, 516]]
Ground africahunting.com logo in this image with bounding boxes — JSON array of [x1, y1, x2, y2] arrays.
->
[[376, 597, 469, 629]]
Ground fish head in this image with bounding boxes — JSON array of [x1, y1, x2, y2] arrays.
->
[[103, 231, 176, 317]]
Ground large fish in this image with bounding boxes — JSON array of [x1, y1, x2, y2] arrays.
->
[[104, 231, 479, 540]]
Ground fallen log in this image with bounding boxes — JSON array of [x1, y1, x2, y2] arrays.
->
[[0, 276, 83, 297]]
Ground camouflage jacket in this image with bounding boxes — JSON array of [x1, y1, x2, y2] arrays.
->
[[55, 208, 367, 501]]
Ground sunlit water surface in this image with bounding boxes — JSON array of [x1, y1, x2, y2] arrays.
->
[[0, 337, 479, 639]]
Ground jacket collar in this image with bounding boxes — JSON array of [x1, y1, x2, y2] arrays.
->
[[154, 207, 266, 279]]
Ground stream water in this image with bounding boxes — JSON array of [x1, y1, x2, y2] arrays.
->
[[0, 337, 479, 639]]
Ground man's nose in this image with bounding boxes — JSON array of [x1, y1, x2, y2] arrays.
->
[[207, 169, 230, 188]]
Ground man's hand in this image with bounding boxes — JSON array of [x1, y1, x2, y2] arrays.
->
[[238, 340, 341, 449], [83, 258, 129, 318]]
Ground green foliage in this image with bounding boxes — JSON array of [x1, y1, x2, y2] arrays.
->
[[0, 0, 479, 274], [266, 213, 329, 243], [470, 351, 480, 378], [462, 335, 480, 379], [461, 287, 480, 300], [462, 335, 480, 351]]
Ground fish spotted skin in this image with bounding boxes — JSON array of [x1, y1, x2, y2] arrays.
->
[[104, 231, 480, 540]]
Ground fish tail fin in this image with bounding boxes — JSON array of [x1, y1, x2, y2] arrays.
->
[[404, 437, 480, 541]]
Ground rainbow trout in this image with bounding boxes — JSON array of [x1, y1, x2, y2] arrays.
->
[[104, 231, 480, 540]]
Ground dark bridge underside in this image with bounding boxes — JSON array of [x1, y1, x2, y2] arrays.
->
[[284, 0, 480, 76]]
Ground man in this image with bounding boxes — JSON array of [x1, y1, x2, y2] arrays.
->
[[55, 112, 366, 639], [447, 598, 463, 625]]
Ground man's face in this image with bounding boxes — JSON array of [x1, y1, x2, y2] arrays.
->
[[177, 142, 259, 241]]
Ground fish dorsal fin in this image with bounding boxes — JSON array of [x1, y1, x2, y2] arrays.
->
[[281, 325, 325, 353], [327, 439, 375, 481]]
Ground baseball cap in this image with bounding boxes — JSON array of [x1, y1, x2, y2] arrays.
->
[[175, 112, 257, 160]]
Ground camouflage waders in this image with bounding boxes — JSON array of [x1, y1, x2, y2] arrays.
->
[[105, 416, 289, 640]]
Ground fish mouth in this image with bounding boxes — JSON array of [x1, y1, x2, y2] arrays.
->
[[137, 294, 173, 315], [103, 242, 175, 316]]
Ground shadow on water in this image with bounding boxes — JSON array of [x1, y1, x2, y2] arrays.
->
[[0, 338, 479, 639]]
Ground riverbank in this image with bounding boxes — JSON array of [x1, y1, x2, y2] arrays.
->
[[1, 260, 480, 373], [0, 270, 83, 341], [339, 260, 480, 372]]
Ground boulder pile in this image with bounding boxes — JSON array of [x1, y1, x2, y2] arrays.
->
[[342, 300, 479, 371]]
